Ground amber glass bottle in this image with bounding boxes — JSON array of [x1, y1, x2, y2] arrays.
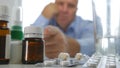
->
[[0, 6, 10, 64], [22, 26, 44, 64]]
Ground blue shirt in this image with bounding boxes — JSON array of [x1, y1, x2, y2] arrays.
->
[[32, 15, 102, 56]]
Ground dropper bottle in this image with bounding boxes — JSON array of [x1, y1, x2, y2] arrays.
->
[[10, 5, 23, 64]]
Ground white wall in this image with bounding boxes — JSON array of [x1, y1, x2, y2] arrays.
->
[[22, 0, 93, 28]]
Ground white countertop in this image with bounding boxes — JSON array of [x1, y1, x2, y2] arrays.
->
[[0, 64, 82, 68], [0, 64, 34, 68]]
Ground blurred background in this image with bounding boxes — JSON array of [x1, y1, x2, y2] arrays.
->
[[22, 0, 93, 28]]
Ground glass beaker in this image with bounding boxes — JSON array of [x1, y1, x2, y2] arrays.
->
[[92, 0, 120, 56]]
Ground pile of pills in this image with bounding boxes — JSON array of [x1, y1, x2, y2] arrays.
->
[[35, 52, 87, 67], [35, 53, 119, 67]]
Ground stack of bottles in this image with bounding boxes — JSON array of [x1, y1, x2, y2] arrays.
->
[[0, 0, 45, 64]]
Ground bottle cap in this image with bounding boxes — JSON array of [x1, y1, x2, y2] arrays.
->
[[24, 26, 43, 38], [11, 26, 23, 40], [13, 7, 22, 26], [0, 5, 9, 21]]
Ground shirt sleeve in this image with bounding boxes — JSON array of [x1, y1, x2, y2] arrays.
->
[[75, 20, 95, 57], [31, 14, 49, 28], [75, 20, 102, 57], [76, 38, 95, 57]]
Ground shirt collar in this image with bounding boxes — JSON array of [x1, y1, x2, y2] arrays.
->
[[66, 16, 78, 32]]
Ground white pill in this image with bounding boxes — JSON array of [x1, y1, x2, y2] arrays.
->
[[44, 60, 54, 66], [60, 61, 70, 66], [58, 52, 70, 61], [75, 53, 82, 60]]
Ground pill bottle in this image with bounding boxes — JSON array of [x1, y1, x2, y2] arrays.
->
[[22, 26, 44, 64], [0, 5, 10, 64]]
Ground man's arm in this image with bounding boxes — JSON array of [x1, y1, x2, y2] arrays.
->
[[32, 3, 81, 58], [42, 3, 58, 19], [32, 3, 58, 27], [66, 36, 80, 57]]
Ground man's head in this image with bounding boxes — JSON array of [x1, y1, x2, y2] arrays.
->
[[55, 0, 78, 30]]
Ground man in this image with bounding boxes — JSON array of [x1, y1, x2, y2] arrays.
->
[[32, 0, 97, 59]]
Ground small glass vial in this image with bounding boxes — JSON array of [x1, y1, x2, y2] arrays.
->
[[0, 5, 10, 64], [22, 26, 44, 64]]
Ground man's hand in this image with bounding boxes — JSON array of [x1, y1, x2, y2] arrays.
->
[[44, 25, 80, 59], [44, 25, 68, 59], [42, 3, 58, 19]]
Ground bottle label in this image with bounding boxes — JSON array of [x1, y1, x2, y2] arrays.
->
[[24, 33, 43, 38], [5, 35, 11, 59], [23, 39, 44, 62]]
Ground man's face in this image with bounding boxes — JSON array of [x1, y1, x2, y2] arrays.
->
[[55, 0, 78, 28]]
